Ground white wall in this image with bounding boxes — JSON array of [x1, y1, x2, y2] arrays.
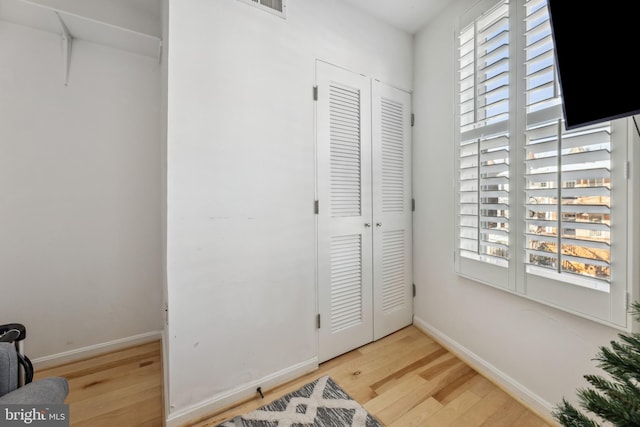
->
[[165, 0, 412, 422], [412, 0, 622, 420], [0, 21, 163, 362]]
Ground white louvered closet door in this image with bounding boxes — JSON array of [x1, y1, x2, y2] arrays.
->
[[316, 62, 413, 363], [371, 80, 413, 341], [316, 61, 374, 363]]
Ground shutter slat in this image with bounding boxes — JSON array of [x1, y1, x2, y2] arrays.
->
[[561, 237, 610, 250], [561, 254, 609, 268], [561, 221, 610, 232], [562, 149, 610, 167], [561, 204, 610, 214], [482, 176, 509, 186]]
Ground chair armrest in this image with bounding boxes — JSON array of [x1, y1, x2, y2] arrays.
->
[[0, 324, 26, 342], [0, 378, 68, 404]]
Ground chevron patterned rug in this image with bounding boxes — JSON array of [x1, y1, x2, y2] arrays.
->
[[216, 376, 382, 427]]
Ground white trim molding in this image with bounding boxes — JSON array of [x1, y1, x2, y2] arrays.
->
[[31, 330, 163, 369], [165, 357, 319, 427], [412, 316, 554, 423]]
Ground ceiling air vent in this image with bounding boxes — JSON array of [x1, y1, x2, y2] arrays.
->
[[238, 0, 287, 18]]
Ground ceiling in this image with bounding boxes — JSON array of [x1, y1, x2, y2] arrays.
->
[[341, 0, 453, 34]]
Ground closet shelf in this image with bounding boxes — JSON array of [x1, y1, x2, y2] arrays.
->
[[0, 0, 162, 60]]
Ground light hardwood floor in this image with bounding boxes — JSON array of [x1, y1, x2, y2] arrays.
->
[[190, 326, 555, 427], [35, 340, 164, 427], [35, 326, 555, 426]]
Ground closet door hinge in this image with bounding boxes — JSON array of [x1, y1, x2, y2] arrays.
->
[[313, 86, 318, 101], [314, 200, 319, 214], [411, 113, 415, 127], [412, 284, 416, 297], [412, 198, 415, 212], [316, 314, 321, 329]]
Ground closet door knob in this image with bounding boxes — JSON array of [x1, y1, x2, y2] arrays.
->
[[364, 223, 372, 228], [376, 222, 382, 227]]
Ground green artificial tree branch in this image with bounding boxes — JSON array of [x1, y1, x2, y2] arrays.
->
[[552, 302, 640, 426]]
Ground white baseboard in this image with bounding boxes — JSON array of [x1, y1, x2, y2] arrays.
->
[[31, 330, 163, 369], [166, 357, 319, 427], [412, 316, 555, 423]]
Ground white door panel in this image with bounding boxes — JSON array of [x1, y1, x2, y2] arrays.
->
[[371, 80, 413, 340], [317, 60, 373, 363]]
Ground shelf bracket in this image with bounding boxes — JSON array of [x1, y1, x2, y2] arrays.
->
[[55, 12, 73, 86]]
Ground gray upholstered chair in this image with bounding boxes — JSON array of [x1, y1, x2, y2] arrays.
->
[[0, 342, 68, 404]]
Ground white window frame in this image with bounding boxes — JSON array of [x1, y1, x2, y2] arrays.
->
[[454, 0, 639, 330]]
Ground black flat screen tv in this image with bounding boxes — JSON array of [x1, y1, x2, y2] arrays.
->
[[546, 0, 640, 130]]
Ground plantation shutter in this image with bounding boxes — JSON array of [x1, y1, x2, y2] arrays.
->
[[456, 0, 511, 287], [524, 122, 611, 290], [523, 0, 626, 325], [524, 0, 611, 290], [454, 0, 629, 327]]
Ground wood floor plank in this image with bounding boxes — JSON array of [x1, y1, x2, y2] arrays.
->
[[368, 376, 437, 425], [514, 410, 556, 427], [434, 372, 482, 406], [64, 355, 161, 403], [363, 374, 429, 415], [422, 389, 484, 427], [430, 363, 477, 403], [358, 327, 423, 354], [370, 345, 449, 392], [479, 397, 528, 427], [333, 336, 430, 384], [462, 373, 496, 398], [450, 388, 512, 427], [71, 386, 163, 427], [69, 365, 161, 423], [387, 397, 444, 427], [337, 340, 441, 393]]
